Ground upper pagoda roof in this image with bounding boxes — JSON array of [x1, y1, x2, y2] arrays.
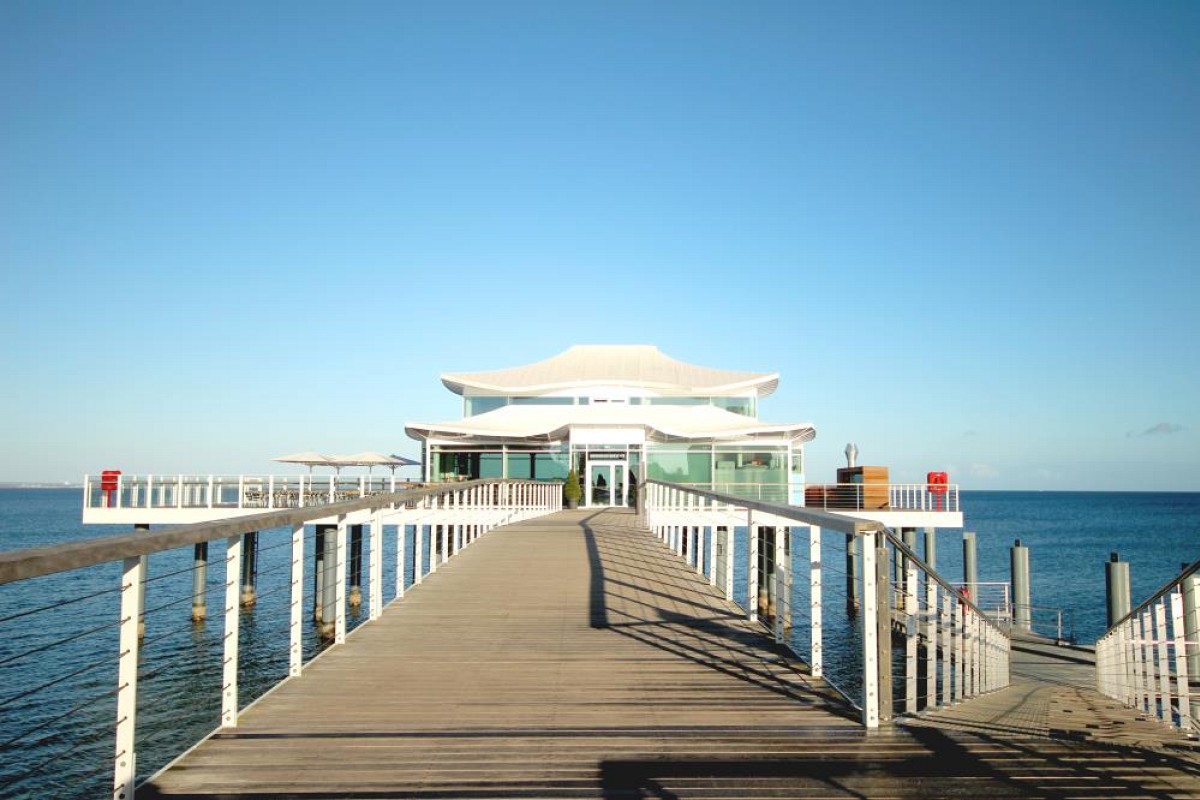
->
[[441, 345, 779, 397]]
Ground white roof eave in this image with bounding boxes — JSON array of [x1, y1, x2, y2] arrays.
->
[[405, 405, 814, 444]]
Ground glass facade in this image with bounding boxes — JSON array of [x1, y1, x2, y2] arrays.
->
[[430, 445, 570, 481], [431, 439, 798, 500], [465, 394, 755, 416], [646, 445, 713, 485]]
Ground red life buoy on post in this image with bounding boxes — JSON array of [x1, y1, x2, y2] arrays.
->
[[100, 469, 122, 508], [926, 471, 948, 510]]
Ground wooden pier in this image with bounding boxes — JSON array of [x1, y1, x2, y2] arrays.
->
[[144, 510, 1200, 799]]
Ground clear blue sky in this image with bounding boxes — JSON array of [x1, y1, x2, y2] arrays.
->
[[1, 1, 1196, 489]]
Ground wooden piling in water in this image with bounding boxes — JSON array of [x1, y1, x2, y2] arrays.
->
[[1105, 552, 1130, 627], [319, 524, 338, 640], [846, 533, 860, 614], [1011, 539, 1031, 631], [348, 524, 364, 609], [240, 531, 258, 607], [192, 541, 208, 622], [962, 531, 977, 590], [136, 523, 149, 639], [314, 525, 332, 623]]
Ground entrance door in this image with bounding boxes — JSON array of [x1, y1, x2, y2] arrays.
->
[[587, 461, 628, 508]]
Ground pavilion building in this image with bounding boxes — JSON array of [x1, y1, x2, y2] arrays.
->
[[404, 345, 815, 508]]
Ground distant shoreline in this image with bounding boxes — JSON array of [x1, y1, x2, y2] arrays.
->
[[0, 483, 81, 490]]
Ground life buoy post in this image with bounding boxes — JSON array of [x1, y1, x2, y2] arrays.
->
[[100, 469, 122, 508], [926, 471, 948, 510]]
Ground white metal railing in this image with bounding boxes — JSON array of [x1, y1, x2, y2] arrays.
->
[[805, 482, 961, 513], [963, 581, 1012, 620], [83, 474, 434, 511], [962, 582, 1074, 643], [663, 482, 961, 512], [0, 480, 559, 800], [86, 477, 962, 516], [643, 480, 1009, 729], [1096, 558, 1200, 732]]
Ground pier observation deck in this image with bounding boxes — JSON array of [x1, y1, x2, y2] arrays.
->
[[142, 509, 1200, 799]]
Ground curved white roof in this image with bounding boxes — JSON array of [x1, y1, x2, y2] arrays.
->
[[441, 345, 779, 397], [406, 404, 815, 444]]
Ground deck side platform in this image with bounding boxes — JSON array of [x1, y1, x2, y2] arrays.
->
[[145, 510, 1200, 799]]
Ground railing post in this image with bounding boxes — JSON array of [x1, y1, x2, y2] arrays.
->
[[955, 601, 966, 702], [707, 521, 717, 586], [1184, 575, 1200, 724], [396, 516, 408, 598], [222, 535, 242, 728], [1131, 612, 1145, 711], [964, 607, 974, 698], [940, 593, 952, 703], [1172, 590, 1191, 729], [439, 515, 449, 567], [690, 525, 700, 573], [290, 523, 304, 677], [112, 556, 143, 800], [905, 548, 918, 713], [335, 517, 347, 644], [429, 505, 440, 575], [747, 510, 758, 623], [370, 511, 384, 620], [1156, 600, 1171, 722], [876, 535, 893, 722], [809, 525, 823, 677], [1142, 610, 1155, 714], [774, 526, 789, 644], [414, 517, 425, 586], [861, 532, 879, 728], [925, 581, 939, 708]]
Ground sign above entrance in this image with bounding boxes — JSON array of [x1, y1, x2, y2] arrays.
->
[[571, 426, 644, 445], [587, 451, 626, 461]]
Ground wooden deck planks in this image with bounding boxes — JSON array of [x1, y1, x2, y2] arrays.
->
[[144, 510, 1200, 799]]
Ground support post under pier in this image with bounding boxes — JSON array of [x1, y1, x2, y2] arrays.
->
[[192, 541, 208, 622], [348, 524, 364, 609]]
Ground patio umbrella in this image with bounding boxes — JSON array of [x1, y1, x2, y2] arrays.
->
[[331, 451, 403, 476], [388, 454, 422, 476], [273, 451, 336, 474]]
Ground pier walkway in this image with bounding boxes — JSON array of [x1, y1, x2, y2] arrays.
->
[[145, 510, 1200, 799]]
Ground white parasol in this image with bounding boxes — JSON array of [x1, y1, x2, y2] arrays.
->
[[273, 451, 336, 474], [331, 451, 403, 476]]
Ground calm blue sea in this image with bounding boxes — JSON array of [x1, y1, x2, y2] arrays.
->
[[0, 488, 1197, 797]]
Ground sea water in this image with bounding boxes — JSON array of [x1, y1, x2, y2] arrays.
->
[[0, 488, 1197, 797]]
